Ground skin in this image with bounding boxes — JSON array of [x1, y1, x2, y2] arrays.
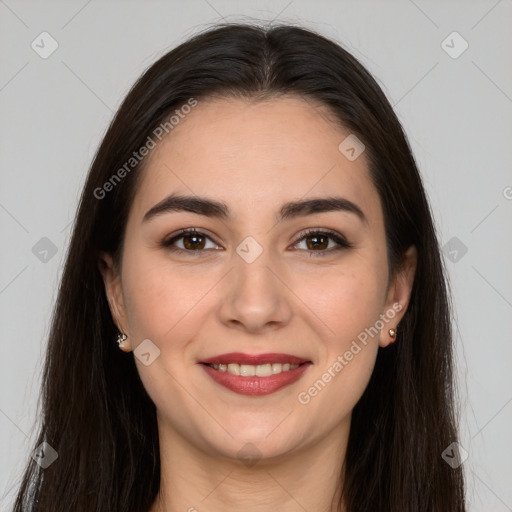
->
[[99, 96, 417, 512]]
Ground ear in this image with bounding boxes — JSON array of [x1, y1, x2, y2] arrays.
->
[[379, 245, 417, 348], [98, 252, 132, 351]]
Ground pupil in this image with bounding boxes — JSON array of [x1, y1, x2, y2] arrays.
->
[[184, 234, 204, 250], [308, 235, 327, 250]]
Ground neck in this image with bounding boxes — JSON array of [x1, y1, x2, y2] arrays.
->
[[149, 418, 349, 512]]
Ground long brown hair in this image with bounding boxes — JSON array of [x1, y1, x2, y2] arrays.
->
[[13, 22, 465, 511]]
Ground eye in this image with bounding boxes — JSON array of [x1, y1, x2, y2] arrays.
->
[[161, 228, 221, 254], [161, 227, 352, 257], [291, 228, 353, 257]]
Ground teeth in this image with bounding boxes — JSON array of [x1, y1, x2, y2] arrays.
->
[[255, 364, 272, 377], [240, 364, 255, 377], [227, 363, 240, 376], [271, 363, 282, 374], [209, 362, 300, 376]]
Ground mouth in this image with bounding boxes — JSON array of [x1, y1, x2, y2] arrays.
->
[[199, 352, 312, 396]]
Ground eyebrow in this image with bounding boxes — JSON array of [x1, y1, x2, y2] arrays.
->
[[142, 193, 368, 225]]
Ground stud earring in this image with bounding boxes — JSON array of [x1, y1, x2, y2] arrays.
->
[[388, 328, 396, 343], [116, 332, 130, 352]]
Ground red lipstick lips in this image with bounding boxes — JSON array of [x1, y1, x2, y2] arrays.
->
[[200, 352, 308, 366], [199, 352, 312, 396]]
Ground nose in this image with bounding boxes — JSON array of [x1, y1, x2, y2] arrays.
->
[[217, 249, 293, 334]]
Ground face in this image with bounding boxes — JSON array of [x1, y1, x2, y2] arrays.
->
[[100, 96, 416, 462]]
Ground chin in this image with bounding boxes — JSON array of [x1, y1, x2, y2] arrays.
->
[[197, 421, 306, 463]]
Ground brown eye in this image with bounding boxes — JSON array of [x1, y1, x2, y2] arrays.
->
[[293, 229, 352, 256], [305, 233, 329, 251], [182, 233, 206, 250], [162, 229, 220, 253]]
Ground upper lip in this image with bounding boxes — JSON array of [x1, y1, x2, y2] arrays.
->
[[199, 352, 310, 366]]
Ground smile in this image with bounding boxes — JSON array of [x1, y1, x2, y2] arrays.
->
[[199, 352, 312, 396], [206, 362, 300, 376]]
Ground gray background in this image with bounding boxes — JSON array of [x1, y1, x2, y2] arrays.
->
[[1, 1, 511, 510]]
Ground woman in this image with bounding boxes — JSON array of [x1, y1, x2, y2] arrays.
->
[[14, 22, 466, 511]]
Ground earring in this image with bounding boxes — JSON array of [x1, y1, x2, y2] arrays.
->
[[116, 332, 130, 352], [388, 328, 396, 343]]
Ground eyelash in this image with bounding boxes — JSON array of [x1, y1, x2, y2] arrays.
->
[[161, 227, 353, 257]]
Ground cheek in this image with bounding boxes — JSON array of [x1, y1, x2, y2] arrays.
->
[[121, 250, 199, 342], [305, 262, 385, 344], [120, 252, 208, 406], [294, 261, 384, 406], [300, 341, 378, 427]]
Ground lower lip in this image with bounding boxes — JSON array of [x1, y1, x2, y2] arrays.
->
[[201, 363, 312, 396]]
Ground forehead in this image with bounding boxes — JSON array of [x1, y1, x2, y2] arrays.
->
[[130, 96, 381, 225]]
